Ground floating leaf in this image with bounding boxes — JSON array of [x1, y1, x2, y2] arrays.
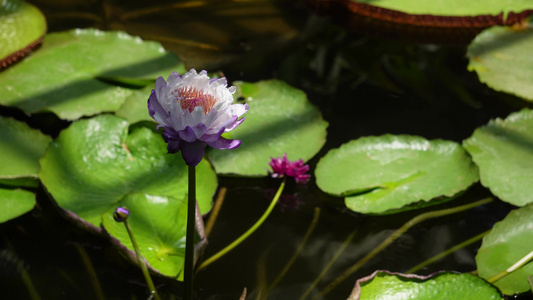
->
[[476, 204, 533, 295], [303, 0, 533, 44], [315, 135, 479, 214], [0, 28, 185, 120], [114, 85, 154, 125], [0, 116, 51, 187], [207, 80, 328, 176], [348, 270, 502, 300], [0, 188, 35, 223], [463, 109, 533, 206], [102, 193, 187, 280], [0, 0, 46, 68], [467, 25, 533, 102], [39, 115, 216, 228], [348, 1, 533, 16]]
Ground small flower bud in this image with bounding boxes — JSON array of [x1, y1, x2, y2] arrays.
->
[[113, 207, 129, 222]]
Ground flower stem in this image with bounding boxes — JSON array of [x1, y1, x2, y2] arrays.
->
[[315, 197, 493, 299], [204, 187, 227, 238], [267, 207, 321, 295], [197, 179, 287, 271], [123, 219, 160, 300], [487, 249, 533, 283], [300, 228, 358, 300], [184, 165, 196, 300], [406, 229, 490, 274]]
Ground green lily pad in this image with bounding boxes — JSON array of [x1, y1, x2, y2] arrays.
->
[[315, 135, 479, 214], [102, 193, 187, 280], [115, 85, 155, 124], [352, 0, 533, 17], [39, 114, 217, 228], [349, 270, 502, 300], [207, 80, 328, 176], [0, 0, 46, 67], [463, 109, 533, 206], [0, 28, 185, 120], [476, 204, 533, 295], [0, 188, 35, 223], [0, 116, 51, 187], [467, 24, 533, 102]]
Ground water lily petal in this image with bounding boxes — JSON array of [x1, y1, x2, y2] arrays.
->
[[148, 69, 247, 165], [206, 137, 241, 150], [225, 117, 245, 132], [178, 126, 197, 142], [201, 127, 225, 142]]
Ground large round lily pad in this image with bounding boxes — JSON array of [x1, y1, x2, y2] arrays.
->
[[302, 0, 533, 44], [0, 0, 46, 68], [349, 270, 502, 300], [207, 80, 328, 176], [476, 204, 533, 295], [115, 85, 155, 125], [39, 114, 217, 228], [467, 25, 533, 102], [0, 28, 184, 120], [102, 193, 187, 280], [349, 0, 533, 16], [463, 109, 533, 206], [0, 188, 35, 223], [315, 135, 479, 214], [0, 116, 51, 187]]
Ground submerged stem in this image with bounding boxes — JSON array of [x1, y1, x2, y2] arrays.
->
[[316, 197, 493, 298], [205, 187, 227, 238], [267, 207, 321, 296], [197, 179, 287, 271], [406, 229, 490, 274], [301, 228, 358, 300], [184, 165, 196, 300]]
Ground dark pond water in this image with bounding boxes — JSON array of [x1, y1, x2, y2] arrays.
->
[[2, 0, 533, 299]]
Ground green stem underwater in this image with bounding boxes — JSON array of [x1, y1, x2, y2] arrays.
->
[[406, 229, 490, 274], [197, 178, 287, 271], [315, 197, 494, 299], [184, 165, 196, 300]]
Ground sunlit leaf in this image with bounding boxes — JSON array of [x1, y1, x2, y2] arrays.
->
[[39, 115, 216, 228], [476, 204, 533, 295], [349, 270, 502, 300], [102, 193, 187, 280], [0, 28, 185, 120], [315, 135, 479, 214], [115, 85, 155, 125], [0, 0, 46, 68], [0, 188, 35, 223], [207, 80, 328, 176], [303, 0, 533, 44], [467, 25, 533, 102], [463, 108, 533, 206], [350, 0, 533, 16]]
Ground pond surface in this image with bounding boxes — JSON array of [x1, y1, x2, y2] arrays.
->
[[2, 0, 533, 299]]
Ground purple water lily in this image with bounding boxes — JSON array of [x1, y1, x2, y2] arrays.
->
[[269, 154, 310, 184], [148, 69, 248, 166]]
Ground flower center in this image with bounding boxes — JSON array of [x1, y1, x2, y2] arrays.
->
[[176, 86, 216, 114]]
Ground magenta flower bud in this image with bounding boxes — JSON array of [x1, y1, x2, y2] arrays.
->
[[148, 69, 248, 166], [269, 154, 311, 184], [113, 207, 130, 222]]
